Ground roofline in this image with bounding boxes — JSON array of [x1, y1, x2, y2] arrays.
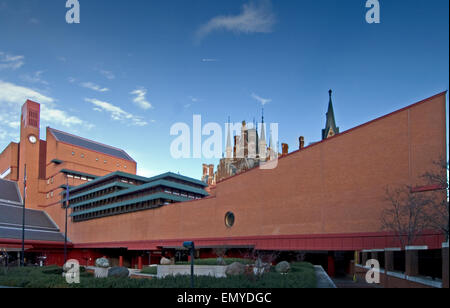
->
[[68, 171, 150, 193], [70, 179, 208, 209], [216, 90, 448, 185], [146, 172, 208, 187], [47, 127, 136, 163]]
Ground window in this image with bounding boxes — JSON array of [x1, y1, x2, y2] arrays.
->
[[225, 212, 235, 228], [72, 152, 75, 156], [81, 154, 85, 158], [50, 191, 54, 198]]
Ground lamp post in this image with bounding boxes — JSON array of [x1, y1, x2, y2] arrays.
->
[[183, 241, 195, 288], [64, 176, 69, 264], [21, 165, 27, 267]]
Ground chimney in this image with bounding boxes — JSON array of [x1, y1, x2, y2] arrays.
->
[[202, 164, 208, 177], [282, 143, 289, 156], [299, 136, 305, 150], [209, 164, 214, 177]]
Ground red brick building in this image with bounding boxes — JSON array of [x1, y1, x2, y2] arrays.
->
[[0, 91, 448, 287]]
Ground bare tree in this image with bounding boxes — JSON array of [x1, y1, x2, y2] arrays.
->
[[381, 160, 449, 246], [422, 160, 449, 241], [381, 186, 432, 248]]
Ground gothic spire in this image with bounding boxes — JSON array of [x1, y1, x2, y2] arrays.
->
[[322, 89, 339, 140]]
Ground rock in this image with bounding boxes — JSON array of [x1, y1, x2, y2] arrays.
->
[[94, 267, 109, 278], [62, 262, 72, 273], [160, 257, 172, 265], [225, 262, 246, 276], [217, 257, 226, 266], [95, 257, 110, 268], [275, 261, 291, 274], [254, 259, 271, 275], [108, 267, 129, 278]]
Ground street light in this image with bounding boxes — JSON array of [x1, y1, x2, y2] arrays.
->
[[183, 241, 195, 288]]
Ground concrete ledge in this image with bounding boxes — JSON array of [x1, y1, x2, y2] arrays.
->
[[314, 265, 336, 288], [157, 265, 227, 278], [357, 265, 442, 288], [356, 264, 385, 274], [386, 271, 406, 279], [406, 275, 442, 288], [405, 245, 428, 251], [443, 242, 449, 248], [384, 247, 402, 252]]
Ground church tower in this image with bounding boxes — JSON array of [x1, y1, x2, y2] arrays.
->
[[226, 117, 233, 159], [258, 109, 267, 160], [322, 90, 340, 140]]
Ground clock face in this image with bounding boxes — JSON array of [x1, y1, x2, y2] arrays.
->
[[28, 135, 37, 144]]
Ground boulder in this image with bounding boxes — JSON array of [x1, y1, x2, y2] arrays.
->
[[95, 257, 110, 268], [94, 267, 109, 278], [275, 261, 291, 274], [254, 258, 271, 275], [108, 267, 130, 278], [225, 262, 246, 276], [160, 257, 172, 265]]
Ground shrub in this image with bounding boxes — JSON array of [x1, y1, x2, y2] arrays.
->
[[0, 262, 317, 288], [140, 266, 157, 275]]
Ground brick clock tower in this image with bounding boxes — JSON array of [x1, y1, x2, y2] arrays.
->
[[18, 100, 41, 209]]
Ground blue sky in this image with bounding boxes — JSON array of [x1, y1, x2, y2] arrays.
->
[[0, 0, 448, 180]]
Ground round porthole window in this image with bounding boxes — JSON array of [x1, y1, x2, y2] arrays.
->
[[225, 212, 235, 228]]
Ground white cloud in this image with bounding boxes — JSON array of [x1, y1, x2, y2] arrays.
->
[[85, 98, 149, 127], [202, 58, 219, 62], [130, 87, 153, 110], [0, 80, 54, 105], [41, 106, 93, 129], [0, 130, 7, 140], [20, 71, 49, 85], [81, 82, 109, 93], [0, 52, 25, 70], [8, 121, 20, 129], [99, 70, 115, 80], [251, 93, 272, 106], [0, 80, 92, 130], [189, 96, 200, 103], [196, 0, 275, 42]]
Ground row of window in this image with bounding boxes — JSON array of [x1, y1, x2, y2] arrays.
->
[[46, 174, 93, 186], [70, 151, 128, 169], [72, 198, 170, 222], [163, 189, 201, 200]]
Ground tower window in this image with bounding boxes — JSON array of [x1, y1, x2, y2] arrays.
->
[[28, 110, 39, 127]]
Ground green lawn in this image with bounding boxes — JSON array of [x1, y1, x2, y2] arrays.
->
[[0, 262, 317, 288]]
